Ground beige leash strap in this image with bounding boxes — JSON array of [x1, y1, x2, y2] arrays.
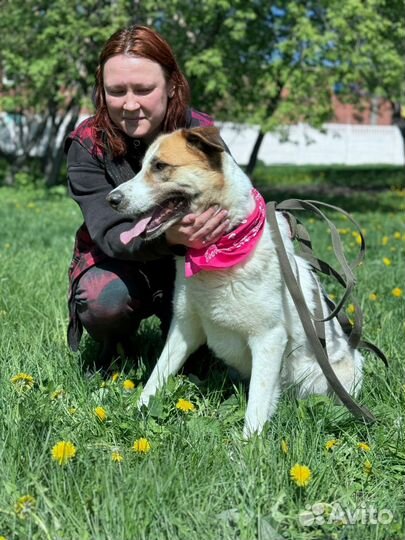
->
[[266, 201, 377, 423]]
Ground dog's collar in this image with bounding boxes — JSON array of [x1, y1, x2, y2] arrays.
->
[[185, 188, 266, 277]]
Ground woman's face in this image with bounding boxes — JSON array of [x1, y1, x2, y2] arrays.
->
[[103, 54, 174, 143]]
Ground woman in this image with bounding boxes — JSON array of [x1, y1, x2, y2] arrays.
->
[[65, 25, 229, 363]]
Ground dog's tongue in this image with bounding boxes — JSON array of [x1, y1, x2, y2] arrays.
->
[[120, 216, 152, 245]]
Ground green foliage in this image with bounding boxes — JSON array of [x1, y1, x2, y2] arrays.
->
[[0, 0, 404, 181], [0, 185, 404, 538], [252, 163, 405, 190]]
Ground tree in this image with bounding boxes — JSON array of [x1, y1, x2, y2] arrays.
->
[[0, 0, 130, 185], [1, 0, 404, 183]]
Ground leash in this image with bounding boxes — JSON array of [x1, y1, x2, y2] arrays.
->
[[266, 200, 388, 424]]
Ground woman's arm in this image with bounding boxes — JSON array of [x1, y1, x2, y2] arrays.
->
[[67, 140, 173, 261]]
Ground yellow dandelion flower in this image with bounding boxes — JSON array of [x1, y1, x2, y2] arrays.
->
[[383, 257, 392, 266], [94, 406, 107, 422], [290, 464, 312, 487], [337, 228, 349, 235], [328, 293, 336, 301], [132, 438, 151, 454], [325, 439, 340, 451], [357, 442, 371, 452], [51, 389, 64, 400], [392, 287, 403, 298], [347, 304, 356, 314], [0, 535, 8, 540], [10, 373, 35, 390], [68, 407, 77, 415], [111, 371, 120, 383], [176, 398, 195, 413], [112, 450, 124, 463], [15, 495, 36, 518], [363, 459, 373, 475], [123, 379, 135, 391], [281, 440, 289, 454], [51, 441, 77, 465], [382, 236, 390, 246], [393, 232, 401, 240], [369, 292, 378, 301]]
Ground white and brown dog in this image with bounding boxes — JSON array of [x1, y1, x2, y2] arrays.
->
[[107, 127, 363, 437]]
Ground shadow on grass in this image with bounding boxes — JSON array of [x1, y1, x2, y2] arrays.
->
[[78, 316, 231, 391]]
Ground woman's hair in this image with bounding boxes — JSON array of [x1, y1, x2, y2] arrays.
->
[[93, 25, 191, 157]]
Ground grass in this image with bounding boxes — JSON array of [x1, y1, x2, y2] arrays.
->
[[0, 183, 404, 540]]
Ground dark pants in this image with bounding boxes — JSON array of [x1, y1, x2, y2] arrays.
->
[[74, 258, 175, 347]]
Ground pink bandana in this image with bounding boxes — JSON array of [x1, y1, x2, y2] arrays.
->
[[185, 188, 266, 278]]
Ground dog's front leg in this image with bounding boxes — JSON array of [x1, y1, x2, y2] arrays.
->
[[243, 326, 288, 438], [139, 318, 205, 408]]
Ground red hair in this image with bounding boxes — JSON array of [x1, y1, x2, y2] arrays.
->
[[93, 25, 190, 157]]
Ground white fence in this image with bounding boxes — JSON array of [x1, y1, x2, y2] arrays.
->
[[219, 122, 405, 166]]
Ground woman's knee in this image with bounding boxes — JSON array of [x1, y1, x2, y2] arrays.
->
[[74, 265, 142, 332]]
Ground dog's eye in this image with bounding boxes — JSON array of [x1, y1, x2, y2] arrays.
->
[[153, 161, 168, 172]]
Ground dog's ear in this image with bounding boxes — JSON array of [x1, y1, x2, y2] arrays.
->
[[182, 127, 225, 154]]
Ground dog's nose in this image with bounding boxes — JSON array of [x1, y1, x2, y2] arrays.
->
[[107, 190, 124, 208]]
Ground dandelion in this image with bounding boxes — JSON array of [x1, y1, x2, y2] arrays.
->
[[132, 438, 151, 454], [123, 379, 135, 391], [10, 373, 35, 391], [383, 257, 392, 266], [111, 372, 120, 383], [369, 292, 378, 301], [15, 495, 36, 518], [382, 236, 390, 246], [392, 288, 403, 298], [393, 232, 401, 240], [337, 228, 349, 235], [51, 389, 64, 400], [347, 304, 356, 314], [68, 407, 77, 415], [290, 464, 312, 487], [94, 406, 107, 422], [328, 293, 336, 301], [363, 459, 373, 475], [51, 441, 77, 465], [325, 439, 340, 451], [357, 442, 371, 452], [112, 450, 124, 463], [0, 536, 8, 540], [176, 398, 195, 413], [281, 440, 289, 454]]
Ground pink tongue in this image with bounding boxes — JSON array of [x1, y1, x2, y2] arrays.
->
[[120, 216, 152, 245]]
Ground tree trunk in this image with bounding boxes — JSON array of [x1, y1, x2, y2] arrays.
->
[[45, 105, 80, 186], [246, 129, 265, 177]]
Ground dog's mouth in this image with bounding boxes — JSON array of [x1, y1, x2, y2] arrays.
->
[[120, 196, 190, 245]]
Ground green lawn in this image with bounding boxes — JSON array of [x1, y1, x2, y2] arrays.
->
[[0, 184, 404, 540]]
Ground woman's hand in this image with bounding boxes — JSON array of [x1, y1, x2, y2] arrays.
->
[[165, 206, 229, 249]]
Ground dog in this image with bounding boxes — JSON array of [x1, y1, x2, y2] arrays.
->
[[107, 127, 363, 437]]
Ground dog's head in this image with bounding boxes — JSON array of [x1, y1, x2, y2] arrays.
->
[[107, 127, 228, 240]]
